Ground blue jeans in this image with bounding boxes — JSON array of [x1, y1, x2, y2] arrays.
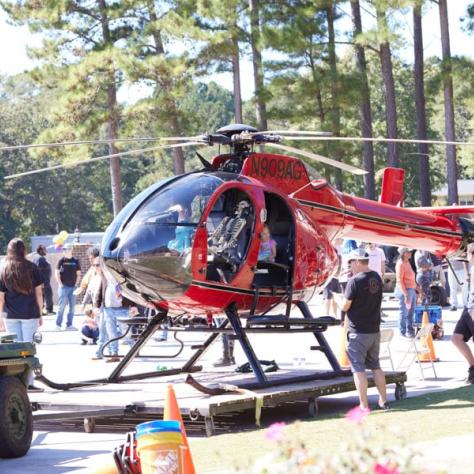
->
[[97, 307, 128, 357], [82, 325, 99, 342], [5, 318, 40, 385], [95, 310, 107, 357], [56, 285, 76, 327], [4, 318, 40, 343], [395, 286, 416, 336]]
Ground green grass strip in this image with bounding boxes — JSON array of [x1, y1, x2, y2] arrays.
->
[[189, 385, 474, 472]]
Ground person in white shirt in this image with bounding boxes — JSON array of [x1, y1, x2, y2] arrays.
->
[[366, 243, 386, 279]]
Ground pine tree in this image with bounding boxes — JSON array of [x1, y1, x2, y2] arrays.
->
[[249, 0, 268, 130], [413, 1, 431, 206], [351, 0, 376, 200], [375, 2, 400, 167], [0, 0, 134, 214], [438, 0, 458, 204]]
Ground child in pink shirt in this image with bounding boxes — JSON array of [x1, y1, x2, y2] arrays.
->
[[258, 225, 277, 263]]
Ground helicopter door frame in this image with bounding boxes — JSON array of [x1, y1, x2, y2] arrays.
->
[[192, 181, 264, 286]]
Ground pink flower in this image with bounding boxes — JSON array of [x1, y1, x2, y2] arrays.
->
[[345, 405, 370, 423], [373, 463, 400, 474], [265, 422, 286, 441]]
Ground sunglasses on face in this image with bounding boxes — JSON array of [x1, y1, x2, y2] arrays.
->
[[92, 264, 100, 267]]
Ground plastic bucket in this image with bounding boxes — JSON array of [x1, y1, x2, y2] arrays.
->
[[136, 420, 183, 474]]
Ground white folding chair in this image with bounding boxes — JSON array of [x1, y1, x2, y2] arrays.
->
[[396, 323, 437, 380], [379, 328, 395, 371]]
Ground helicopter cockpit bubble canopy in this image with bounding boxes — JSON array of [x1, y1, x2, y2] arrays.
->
[[101, 172, 251, 305]]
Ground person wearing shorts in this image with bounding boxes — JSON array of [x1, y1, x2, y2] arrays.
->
[[337, 248, 388, 410], [452, 243, 474, 384]]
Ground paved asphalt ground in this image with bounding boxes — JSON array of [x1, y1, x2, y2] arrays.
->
[[0, 294, 472, 473]]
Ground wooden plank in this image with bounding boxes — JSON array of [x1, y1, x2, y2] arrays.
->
[[31, 370, 406, 421]]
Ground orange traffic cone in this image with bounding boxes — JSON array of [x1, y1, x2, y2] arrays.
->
[[418, 309, 439, 362], [164, 384, 196, 474], [338, 318, 350, 369]]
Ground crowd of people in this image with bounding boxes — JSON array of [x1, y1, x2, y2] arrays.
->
[[0, 233, 473, 395]]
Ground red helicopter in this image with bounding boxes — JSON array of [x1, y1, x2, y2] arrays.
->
[[5, 123, 474, 389]]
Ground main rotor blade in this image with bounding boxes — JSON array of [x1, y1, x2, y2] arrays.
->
[[264, 143, 367, 175], [0, 136, 168, 152], [4, 141, 205, 180], [257, 130, 333, 136], [271, 134, 474, 147]]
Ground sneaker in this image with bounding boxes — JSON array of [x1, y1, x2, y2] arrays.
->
[[468, 366, 474, 384], [80, 339, 88, 345], [213, 357, 236, 367], [406, 333, 415, 339], [91, 356, 103, 360], [55, 325, 62, 331], [377, 402, 390, 410], [47, 311, 56, 315], [450, 306, 457, 311], [65, 325, 77, 331], [105, 356, 121, 363]]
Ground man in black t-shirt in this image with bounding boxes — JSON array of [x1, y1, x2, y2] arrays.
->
[[55, 244, 81, 330], [336, 248, 388, 410], [32, 244, 54, 314]]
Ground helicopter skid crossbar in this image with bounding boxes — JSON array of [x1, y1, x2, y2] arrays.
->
[[184, 301, 349, 391]]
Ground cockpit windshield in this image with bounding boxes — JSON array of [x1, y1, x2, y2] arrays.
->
[[110, 174, 224, 299], [131, 173, 223, 226]]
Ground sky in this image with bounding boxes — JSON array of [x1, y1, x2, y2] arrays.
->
[[1, 1, 473, 102]]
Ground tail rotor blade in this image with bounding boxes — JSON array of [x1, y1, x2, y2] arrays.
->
[[264, 143, 367, 175], [4, 141, 205, 180]]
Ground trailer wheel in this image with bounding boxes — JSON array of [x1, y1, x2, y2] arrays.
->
[[394, 383, 407, 400], [0, 376, 33, 458], [84, 417, 96, 433]]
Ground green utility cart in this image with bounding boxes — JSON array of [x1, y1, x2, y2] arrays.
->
[[0, 333, 41, 458]]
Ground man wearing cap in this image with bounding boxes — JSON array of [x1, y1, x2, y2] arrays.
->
[[55, 244, 81, 330], [337, 248, 388, 410], [452, 242, 474, 384]]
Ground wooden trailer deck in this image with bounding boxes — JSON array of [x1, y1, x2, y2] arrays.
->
[[30, 369, 407, 436]]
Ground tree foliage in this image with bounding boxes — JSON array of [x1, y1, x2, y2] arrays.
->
[[0, 0, 473, 248]]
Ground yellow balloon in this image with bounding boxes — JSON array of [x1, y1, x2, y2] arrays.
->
[[59, 230, 69, 240], [53, 236, 61, 244]]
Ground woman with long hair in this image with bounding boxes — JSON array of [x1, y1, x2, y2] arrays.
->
[[0, 238, 44, 347]]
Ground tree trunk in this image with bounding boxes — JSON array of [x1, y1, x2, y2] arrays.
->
[[351, 0, 375, 200], [106, 85, 123, 215], [413, 4, 431, 206], [439, 0, 458, 204], [376, 8, 399, 168], [232, 31, 243, 123], [249, 0, 267, 131], [150, 3, 185, 175], [98, 0, 122, 214], [326, 4, 342, 191]]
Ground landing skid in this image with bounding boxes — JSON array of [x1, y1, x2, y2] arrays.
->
[[38, 302, 349, 392]]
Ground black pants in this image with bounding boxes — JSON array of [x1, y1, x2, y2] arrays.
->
[[43, 282, 54, 313]]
